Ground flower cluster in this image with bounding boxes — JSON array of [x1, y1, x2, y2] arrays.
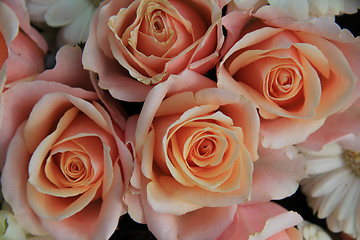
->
[[0, 0, 359, 239]]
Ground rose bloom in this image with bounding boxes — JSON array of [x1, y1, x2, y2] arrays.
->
[[218, 202, 303, 240], [134, 76, 260, 212], [218, 5, 360, 149], [0, 0, 47, 91], [0, 46, 132, 240], [83, 0, 224, 101], [123, 71, 306, 240]]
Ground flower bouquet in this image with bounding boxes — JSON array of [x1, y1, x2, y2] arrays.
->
[[0, 0, 359, 239]]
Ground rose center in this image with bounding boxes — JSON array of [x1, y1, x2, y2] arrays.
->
[[342, 149, 360, 176], [153, 16, 165, 33], [64, 158, 86, 182], [197, 138, 215, 156], [278, 70, 292, 87]]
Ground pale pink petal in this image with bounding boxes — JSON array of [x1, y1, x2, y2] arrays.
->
[[139, 178, 237, 240], [260, 117, 326, 149], [299, 98, 360, 151], [39, 46, 94, 91], [6, 31, 44, 85], [40, 200, 101, 240], [220, 11, 251, 55], [250, 145, 307, 202], [124, 192, 145, 223], [89, 72, 126, 129], [1, 123, 48, 235], [219, 202, 303, 240]]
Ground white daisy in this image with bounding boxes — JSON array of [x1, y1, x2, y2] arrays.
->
[[297, 220, 332, 240], [267, 0, 360, 20], [26, 0, 102, 46], [299, 142, 360, 239]]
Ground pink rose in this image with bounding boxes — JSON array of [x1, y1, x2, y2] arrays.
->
[[123, 71, 305, 239], [218, 202, 303, 240], [83, 0, 224, 101], [0, 0, 47, 92], [218, 6, 360, 148], [132, 76, 259, 212], [0, 46, 132, 240]]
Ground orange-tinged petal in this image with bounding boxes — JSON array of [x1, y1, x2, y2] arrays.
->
[[27, 179, 102, 221]]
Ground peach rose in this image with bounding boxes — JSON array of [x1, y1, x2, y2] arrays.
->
[[218, 6, 360, 148], [83, 0, 224, 101], [123, 73, 305, 239], [125, 71, 259, 215], [218, 201, 303, 240], [0, 47, 132, 240]]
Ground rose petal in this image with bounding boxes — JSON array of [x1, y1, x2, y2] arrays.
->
[[260, 117, 326, 149], [1, 123, 48, 235], [250, 145, 307, 202]]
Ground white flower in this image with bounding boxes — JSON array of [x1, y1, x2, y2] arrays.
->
[[297, 220, 332, 240], [26, 0, 102, 46], [267, 0, 360, 20], [0, 210, 27, 240], [299, 142, 360, 239]]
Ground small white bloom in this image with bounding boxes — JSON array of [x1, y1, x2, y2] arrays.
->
[[26, 0, 102, 46], [297, 220, 332, 240], [0, 210, 27, 240], [299, 142, 360, 239], [267, 0, 360, 20]]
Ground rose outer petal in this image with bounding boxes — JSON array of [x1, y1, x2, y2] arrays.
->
[[1, 123, 48, 235]]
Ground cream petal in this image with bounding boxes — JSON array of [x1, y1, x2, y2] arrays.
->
[[44, 0, 89, 27], [309, 167, 350, 197], [316, 174, 352, 218], [0, 2, 20, 46], [57, 5, 95, 45], [305, 156, 345, 175], [334, 179, 360, 221], [249, 211, 303, 240]]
